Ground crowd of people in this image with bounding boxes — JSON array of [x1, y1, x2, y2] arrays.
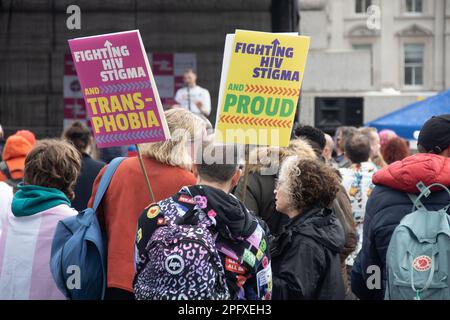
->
[[0, 109, 449, 300]]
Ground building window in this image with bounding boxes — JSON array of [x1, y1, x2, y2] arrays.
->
[[355, 0, 372, 13], [405, 0, 423, 13], [353, 44, 372, 51], [404, 43, 424, 86]]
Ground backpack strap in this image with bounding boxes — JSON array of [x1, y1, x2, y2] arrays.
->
[[92, 157, 126, 211], [410, 252, 436, 300], [411, 182, 450, 214], [407, 194, 426, 211]]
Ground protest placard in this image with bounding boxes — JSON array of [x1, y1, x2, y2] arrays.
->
[[68, 30, 170, 148], [69, 30, 170, 202], [215, 30, 310, 147]]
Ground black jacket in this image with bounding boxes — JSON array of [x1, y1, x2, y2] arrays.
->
[[72, 153, 105, 211], [271, 208, 345, 300]]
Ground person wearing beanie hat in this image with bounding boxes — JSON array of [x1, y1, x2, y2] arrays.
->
[[351, 114, 450, 300], [0, 134, 34, 187], [417, 114, 450, 156], [15, 130, 36, 147]]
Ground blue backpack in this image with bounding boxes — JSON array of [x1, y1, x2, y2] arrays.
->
[[50, 157, 125, 300], [385, 182, 450, 300]]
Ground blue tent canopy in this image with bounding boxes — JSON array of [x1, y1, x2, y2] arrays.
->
[[366, 90, 450, 140]]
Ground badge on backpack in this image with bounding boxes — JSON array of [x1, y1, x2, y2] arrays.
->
[[225, 257, 246, 274], [243, 248, 256, 267], [412, 255, 432, 272], [136, 228, 142, 243], [164, 254, 185, 275], [147, 205, 161, 219], [157, 217, 167, 226]]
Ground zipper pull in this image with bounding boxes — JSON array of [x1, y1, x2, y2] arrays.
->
[[414, 290, 421, 300]]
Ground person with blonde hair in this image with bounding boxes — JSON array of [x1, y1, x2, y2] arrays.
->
[[88, 108, 205, 300], [0, 139, 81, 299], [234, 138, 317, 235]]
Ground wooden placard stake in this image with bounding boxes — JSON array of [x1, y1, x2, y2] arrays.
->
[[135, 144, 155, 203]]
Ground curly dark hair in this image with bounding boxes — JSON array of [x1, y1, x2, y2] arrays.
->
[[381, 137, 410, 164], [294, 125, 326, 152], [24, 139, 81, 200], [279, 157, 341, 211]]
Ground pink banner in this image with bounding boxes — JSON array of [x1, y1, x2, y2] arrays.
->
[[68, 30, 170, 148], [63, 54, 88, 130]]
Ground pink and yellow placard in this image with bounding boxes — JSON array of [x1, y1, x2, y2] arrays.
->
[[68, 30, 170, 148]]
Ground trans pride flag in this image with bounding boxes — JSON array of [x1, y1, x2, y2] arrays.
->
[[0, 204, 77, 300]]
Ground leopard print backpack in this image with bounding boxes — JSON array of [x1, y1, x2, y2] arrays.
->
[[133, 220, 230, 300]]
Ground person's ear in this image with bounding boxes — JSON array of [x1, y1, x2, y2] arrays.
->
[[442, 146, 450, 158], [192, 163, 200, 178], [230, 168, 242, 189]]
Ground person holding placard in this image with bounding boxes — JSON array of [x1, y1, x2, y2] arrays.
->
[[88, 108, 204, 299]]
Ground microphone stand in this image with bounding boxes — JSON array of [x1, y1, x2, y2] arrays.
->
[[187, 85, 191, 112]]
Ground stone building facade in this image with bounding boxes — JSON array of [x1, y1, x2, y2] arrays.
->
[[299, 0, 450, 134]]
